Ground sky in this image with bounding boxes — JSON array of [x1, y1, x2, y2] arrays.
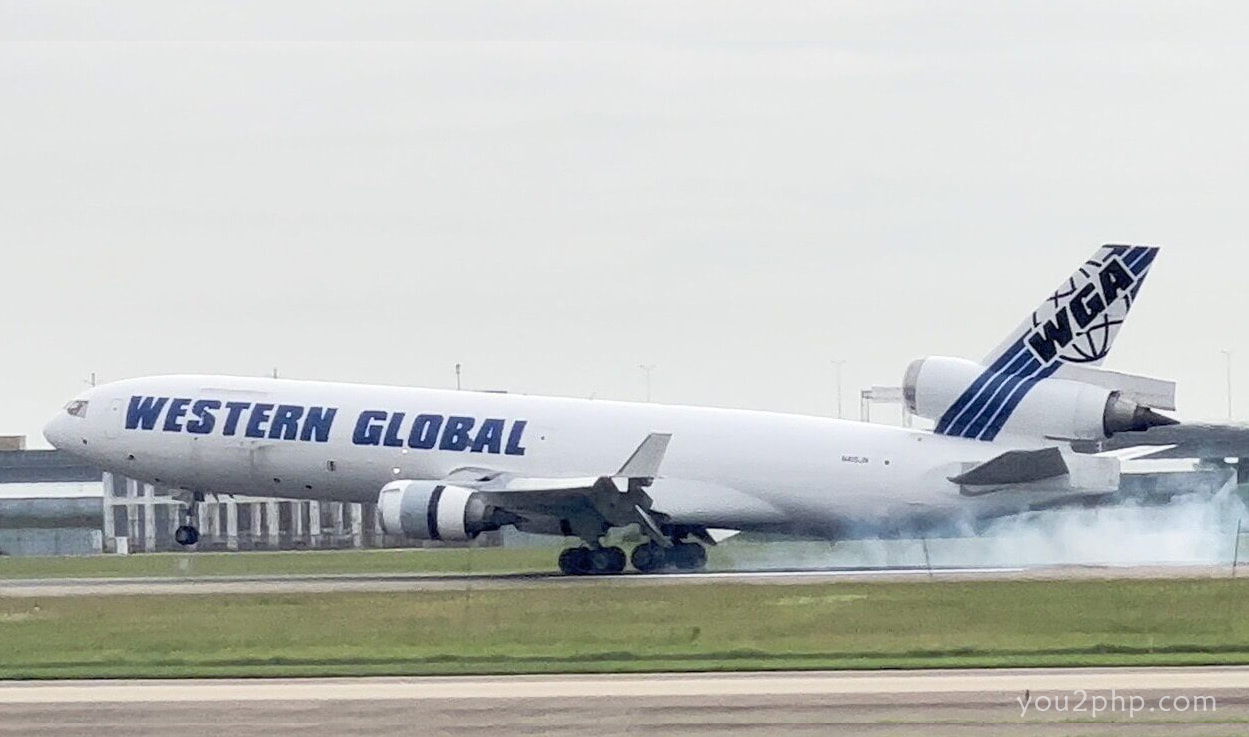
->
[[3, 2, 1249, 446]]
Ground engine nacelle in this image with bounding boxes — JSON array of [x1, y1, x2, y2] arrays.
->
[[904, 356, 1175, 441], [377, 480, 495, 541]]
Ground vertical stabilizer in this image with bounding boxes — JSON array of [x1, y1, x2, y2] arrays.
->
[[934, 245, 1160, 441]]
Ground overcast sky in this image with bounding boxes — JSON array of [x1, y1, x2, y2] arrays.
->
[[3, 2, 1249, 445]]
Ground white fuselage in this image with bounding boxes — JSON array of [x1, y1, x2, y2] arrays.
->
[[44, 375, 1050, 539]]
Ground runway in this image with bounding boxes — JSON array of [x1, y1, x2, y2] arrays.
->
[[1, 668, 1246, 736], [0, 564, 1241, 597]]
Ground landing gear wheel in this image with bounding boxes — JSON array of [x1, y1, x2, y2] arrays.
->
[[174, 525, 200, 546], [631, 542, 667, 573], [607, 546, 627, 573], [558, 547, 593, 575], [590, 546, 627, 574], [670, 542, 707, 571]]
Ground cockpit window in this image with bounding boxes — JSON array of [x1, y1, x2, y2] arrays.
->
[[64, 400, 89, 418]]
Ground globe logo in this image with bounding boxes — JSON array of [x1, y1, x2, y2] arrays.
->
[[1029, 256, 1134, 365]]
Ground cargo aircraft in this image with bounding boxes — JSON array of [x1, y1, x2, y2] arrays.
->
[[45, 245, 1177, 574]]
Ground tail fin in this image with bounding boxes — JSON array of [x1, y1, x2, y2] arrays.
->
[[935, 244, 1159, 438]]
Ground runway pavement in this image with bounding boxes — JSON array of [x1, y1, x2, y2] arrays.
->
[[1, 668, 1247, 736], [0, 564, 1242, 597]]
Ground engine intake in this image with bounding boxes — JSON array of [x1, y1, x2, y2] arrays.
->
[[378, 480, 498, 541]]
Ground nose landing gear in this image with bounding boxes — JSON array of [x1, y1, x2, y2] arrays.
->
[[174, 492, 204, 547], [174, 525, 199, 546]]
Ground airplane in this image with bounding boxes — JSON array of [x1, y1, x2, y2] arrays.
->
[[44, 245, 1176, 575]]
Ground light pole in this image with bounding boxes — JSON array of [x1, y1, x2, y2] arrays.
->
[[831, 360, 846, 419], [1223, 350, 1233, 419], [639, 364, 656, 402], [455, 363, 462, 391]]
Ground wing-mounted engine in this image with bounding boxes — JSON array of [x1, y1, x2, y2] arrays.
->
[[375, 433, 676, 543], [905, 356, 1177, 442], [377, 480, 514, 541]]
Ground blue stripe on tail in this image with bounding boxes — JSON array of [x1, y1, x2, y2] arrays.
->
[[959, 356, 1042, 439], [979, 361, 1063, 441], [1127, 247, 1158, 275], [935, 338, 1027, 434], [945, 351, 1036, 437]]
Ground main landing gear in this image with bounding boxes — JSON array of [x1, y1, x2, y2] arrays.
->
[[558, 546, 627, 575], [557, 540, 707, 576], [174, 492, 204, 547]]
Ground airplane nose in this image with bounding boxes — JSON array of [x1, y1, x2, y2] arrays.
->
[[43, 413, 70, 449]]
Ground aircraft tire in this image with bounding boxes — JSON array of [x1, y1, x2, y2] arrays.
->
[[592, 546, 626, 574], [630, 542, 666, 573], [558, 547, 592, 575], [671, 542, 707, 571], [174, 525, 199, 546]]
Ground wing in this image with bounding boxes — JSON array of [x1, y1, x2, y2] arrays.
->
[[443, 433, 678, 545]]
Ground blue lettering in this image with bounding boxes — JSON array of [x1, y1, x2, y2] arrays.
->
[[353, 411, 387, 446], [162, 398, 192, 432], [222, 402, 251, 436], [408, 414, 443, 449], [125, 396, 168, 431], [383, 412, 407, 447], [1068, 283, 1105, 329], [245, 403, 275, 439], [470, 418, 505, 454], [268, 404, 304, 440], [186, 399, 221, 435], [1099, 259, 1134, 304], [440, 416, 475, 451], [505, 420, 528, 456], [1027, 310, 1073, 363], [300, 406, 337, 443]]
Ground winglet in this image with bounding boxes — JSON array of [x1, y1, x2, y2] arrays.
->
[[617, 433, 671, 478]]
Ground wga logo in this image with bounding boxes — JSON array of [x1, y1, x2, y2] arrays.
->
[[1027, 257, 1136, 364]]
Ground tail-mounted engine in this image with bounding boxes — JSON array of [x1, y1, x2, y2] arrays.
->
[[904, 356, 1177, 442]]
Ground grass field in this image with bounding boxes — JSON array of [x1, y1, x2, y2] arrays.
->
[[2, 577, 1249, 679]]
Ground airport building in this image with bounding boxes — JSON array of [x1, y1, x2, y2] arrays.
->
[[0, 435, 498, 556]]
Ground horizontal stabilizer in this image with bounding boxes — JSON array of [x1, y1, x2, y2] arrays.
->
[[1055, 365, 1176, 411], [949, 447, 1068, 489], [1095, 444, 1178, 461]]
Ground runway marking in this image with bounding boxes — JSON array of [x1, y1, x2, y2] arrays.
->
[[1, 667, 1248, 703], [617, 567, 1025, 581], [3, 565, 1235, 598]]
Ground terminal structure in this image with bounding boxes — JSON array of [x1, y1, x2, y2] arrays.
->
[[0, 435, 503, 555]]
